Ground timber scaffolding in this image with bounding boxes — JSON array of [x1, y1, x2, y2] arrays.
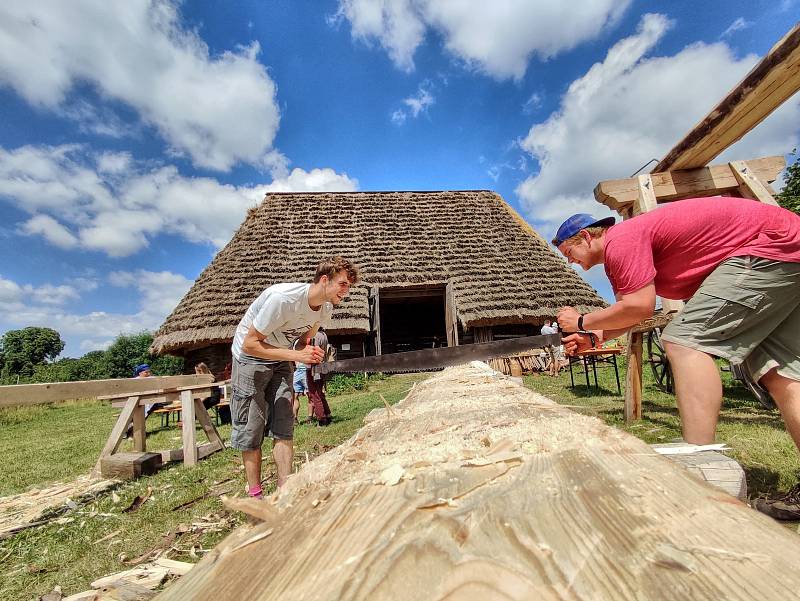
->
[[158, 365, 800, 600], [595, 21, 800, 421]]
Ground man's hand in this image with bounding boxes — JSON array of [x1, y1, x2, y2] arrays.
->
[[297, 344, 325, 364], [561, 331, 602, 356], [557, 306, 581, 332]]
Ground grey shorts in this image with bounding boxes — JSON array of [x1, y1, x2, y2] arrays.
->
[[229, 357, 294, 451], [661, 256, 800, 383]]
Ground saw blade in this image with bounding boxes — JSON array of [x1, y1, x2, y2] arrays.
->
[[317, 333, 561, 375]]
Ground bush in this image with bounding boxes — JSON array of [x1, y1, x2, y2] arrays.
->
[[326, 373, 386, 396]]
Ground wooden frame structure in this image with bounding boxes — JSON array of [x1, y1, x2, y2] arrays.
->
[[593, 22, 800, 421], [91, 378, 226, 477]]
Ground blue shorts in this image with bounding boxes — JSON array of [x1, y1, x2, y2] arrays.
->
[[293, 369, 308, 394]]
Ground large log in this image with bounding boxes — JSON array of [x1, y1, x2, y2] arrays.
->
[[158, 364, 800, 601]]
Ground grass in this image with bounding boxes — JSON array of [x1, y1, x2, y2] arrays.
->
[[523, 356, 800, 494], [0, 374, 427, 601]]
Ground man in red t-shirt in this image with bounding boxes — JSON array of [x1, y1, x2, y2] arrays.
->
[[553, 196, 800, 520]]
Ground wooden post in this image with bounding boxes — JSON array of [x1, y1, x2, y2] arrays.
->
[[633, 173, 657, 215], [92, 395, 140, 477], [370, 286, 382, 355], [132, 405, 146, 452], [194, 398, 225, 451], [624, 332, 643, 422], [730, 160, 780, 205], [445, 282, 459, 347], [181, 389, 198, 467]]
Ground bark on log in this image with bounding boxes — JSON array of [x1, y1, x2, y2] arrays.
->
[[157, 363, 800, 601]]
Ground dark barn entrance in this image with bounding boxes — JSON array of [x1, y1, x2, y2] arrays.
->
[[377, 287, 449, 354]]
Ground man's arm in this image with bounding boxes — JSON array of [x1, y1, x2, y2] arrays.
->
[[241, 326, 323, 364], [559, 283, 656, 332]]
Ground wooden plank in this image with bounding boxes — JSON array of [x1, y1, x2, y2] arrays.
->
[[91, 396, 139, 477], [158, 364, 800, 601], [100, 452, 162, 480], [730, 160, 780, 205], [656, 23, 800, 172], [624, 332, 643, 422], [594, 156, 784, 212], [193, 398, 225, 451], [110, 389, 212, 408], [160, 442, 219, 464], [181, 390, 198, 467], [444, 281, 459, 347], [0, 374, 212, 408], [132, 405, 146, 453]]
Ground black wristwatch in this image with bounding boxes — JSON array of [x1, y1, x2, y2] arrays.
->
[[577, 314, 585, 331]]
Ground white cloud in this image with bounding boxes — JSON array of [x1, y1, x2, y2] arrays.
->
[[516, 13, 800, 235], [391, 83, 435, 125], [720, 17, 752, 39], [20, 215, 79, 249], [334, 0, 631, 80], [0, 270, 193, 356], [0, 1, 280, 171], [522, 92, 543, 115], [0, 145, 358, 257]]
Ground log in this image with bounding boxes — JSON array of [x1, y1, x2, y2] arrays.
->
[[157, 363, 800, 601], [100, 452, 162, 480]]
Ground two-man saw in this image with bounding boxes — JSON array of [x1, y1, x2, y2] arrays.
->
[[314, 332, 562, 375]]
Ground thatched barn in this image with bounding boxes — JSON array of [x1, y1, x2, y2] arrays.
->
[[152, 191, 606, 375]]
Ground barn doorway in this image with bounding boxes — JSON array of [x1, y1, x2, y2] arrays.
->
[[376, 286, 449, 354]]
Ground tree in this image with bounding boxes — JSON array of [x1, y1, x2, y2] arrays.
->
[[105, 332, 183, 378], [0, 327, 65, 379], [777, 150, 800, 216]]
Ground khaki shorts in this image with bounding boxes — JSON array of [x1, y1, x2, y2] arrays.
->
[[229, 357, 293, 451], [661, 256, 800, 383]]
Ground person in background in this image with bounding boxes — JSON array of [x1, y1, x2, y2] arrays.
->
[[307, 327, 332, 426], [292, 361, 308, 424], [195, 362, 231, 425], [125, 364, 159, 438]]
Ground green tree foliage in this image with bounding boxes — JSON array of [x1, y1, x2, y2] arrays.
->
[[0, 327, 65, 379], [777, 150, 800, 216], [105, 332, 183, 378]]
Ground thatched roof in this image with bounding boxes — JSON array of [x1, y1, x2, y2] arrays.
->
[[152, 191, 606, 354]]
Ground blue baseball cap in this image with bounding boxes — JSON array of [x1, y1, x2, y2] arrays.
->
[[133, 364, 151, 376], [553, 214, 615, 246]]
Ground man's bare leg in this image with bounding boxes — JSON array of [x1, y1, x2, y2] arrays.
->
[[242, 448, 262, 491], [761, 368, 800, 451], [663, 341, 722, 444], [273, 439, 293, 488]]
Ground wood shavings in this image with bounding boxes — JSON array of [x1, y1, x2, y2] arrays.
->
[[651, 543, 697, 573], [221, 496, 279, 524], [461, 451, 523, 467], [224, 528, 274, 555], [378, 464, 405, 486]]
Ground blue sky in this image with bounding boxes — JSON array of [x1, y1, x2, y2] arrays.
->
[[1, 1, 798, 357]]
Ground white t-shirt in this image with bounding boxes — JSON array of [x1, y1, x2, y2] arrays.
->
[[231, 283, 332, 363], [541, 324, 557, 335]]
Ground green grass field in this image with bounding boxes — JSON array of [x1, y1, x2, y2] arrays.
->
[[0, 361, 798, 600]]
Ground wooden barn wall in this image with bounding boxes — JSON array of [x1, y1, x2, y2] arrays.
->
[[184, 344, 231, 378]]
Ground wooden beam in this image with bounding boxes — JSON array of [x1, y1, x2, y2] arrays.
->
[[159, 364, 800, 600], [181, 390, 198, 467], [730, 160, 780, 205], [632, 173, 658, 216], [91, 396, 139, 477], [594, 156, 785, 213], [655, 23, 800, 172], [0, 374, 212, 408], [624, 333, 643, 422]]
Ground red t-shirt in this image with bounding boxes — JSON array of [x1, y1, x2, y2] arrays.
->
[[603, 196, 800, 300]]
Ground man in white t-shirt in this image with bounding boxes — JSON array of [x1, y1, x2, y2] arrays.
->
[[230, 257, 359, 498]]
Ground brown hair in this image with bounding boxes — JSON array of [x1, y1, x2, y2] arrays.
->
[[194, 362, 212, 375], [552, 226, 610, 247], [313, 256, 360, 284]]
